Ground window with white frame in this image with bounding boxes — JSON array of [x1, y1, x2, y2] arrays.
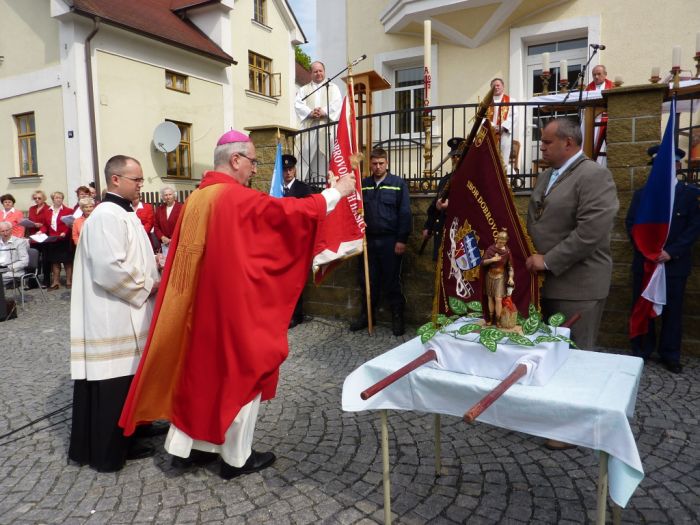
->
[[394, 66, 425, 135]]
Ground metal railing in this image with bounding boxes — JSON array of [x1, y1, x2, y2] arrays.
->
[[291, 100, 604, 194]]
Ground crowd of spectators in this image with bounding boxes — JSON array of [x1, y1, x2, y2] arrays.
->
[[0, 185, 180, 292]]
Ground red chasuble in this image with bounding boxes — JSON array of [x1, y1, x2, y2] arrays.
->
[[585, 78, 613, 91], [120, 171, 327, 443]]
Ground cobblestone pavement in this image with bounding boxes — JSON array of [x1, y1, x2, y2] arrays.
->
[[1, 289, 698, 524]]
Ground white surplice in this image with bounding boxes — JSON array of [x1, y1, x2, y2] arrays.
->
[[70, 201, 160, 381]]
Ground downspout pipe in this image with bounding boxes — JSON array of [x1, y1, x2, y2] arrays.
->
[[84, 17, 101, 196]]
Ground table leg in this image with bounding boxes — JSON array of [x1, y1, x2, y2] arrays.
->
[[380, 410, 391, 525], [434, 413, 441, 476], [596, 451, 609, 525], [612, 502, 621, 525]]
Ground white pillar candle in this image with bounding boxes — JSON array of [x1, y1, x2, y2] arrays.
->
[[424, 20, 431, 106], [542, 52, 550, 72], [672, 45, 681, 68], [559, 59, 568, 79], [651, 66, 660, 78], [696, 32, 700, 54]]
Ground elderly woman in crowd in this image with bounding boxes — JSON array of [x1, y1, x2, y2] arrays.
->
[[27, 190, 51, 287], [73, 186, 91, 218], [1, 193, 25, 238], [27, 190, 50, 235], [154, 185, 182, 256], [72, 197, 95, 245], [46, 191, 73, 289]]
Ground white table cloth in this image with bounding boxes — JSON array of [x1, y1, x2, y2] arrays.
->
[[342, 336, 644, 507]]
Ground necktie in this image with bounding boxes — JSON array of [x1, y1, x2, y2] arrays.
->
[[545, 169, 561, 195], [283, 186, 289, 196]]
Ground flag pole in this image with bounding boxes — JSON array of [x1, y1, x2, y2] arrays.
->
[[431, 87, 495, 321], [347, 64, 373, 336]]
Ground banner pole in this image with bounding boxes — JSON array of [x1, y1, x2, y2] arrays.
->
[[347, 65, 373, 336], [363, 236, 373, 335]]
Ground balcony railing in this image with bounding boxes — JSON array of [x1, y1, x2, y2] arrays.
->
[[292, 97, 700, 193]]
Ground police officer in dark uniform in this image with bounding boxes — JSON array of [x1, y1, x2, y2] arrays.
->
[[626, 145, 700, 374], [422, 137, 464, 261], [282, 154, 312, 198], [282, 154, 312, 328], [350, 147, 412, 335]]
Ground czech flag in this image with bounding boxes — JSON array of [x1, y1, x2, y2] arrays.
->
[[629, 98, 677, 339], [269, 141, 284, 198]]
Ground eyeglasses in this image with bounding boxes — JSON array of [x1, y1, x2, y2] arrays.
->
[[33, 197, 43, 200], [236, 153, 259, 167], [116, 174, 145, 184]]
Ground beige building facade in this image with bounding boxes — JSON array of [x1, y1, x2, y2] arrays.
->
[[318, 0, 700, 151], [0, 0, 305, 210]]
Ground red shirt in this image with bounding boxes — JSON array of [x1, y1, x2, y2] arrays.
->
[[154, 201, 182, 240], [135, 203, 155, 234], [28, 204, 50, 235]]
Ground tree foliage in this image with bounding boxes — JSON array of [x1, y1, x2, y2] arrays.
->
[[295, 45, 311, 70]]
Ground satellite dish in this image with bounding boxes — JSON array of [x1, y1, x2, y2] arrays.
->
[[152, 121, 181, 153]]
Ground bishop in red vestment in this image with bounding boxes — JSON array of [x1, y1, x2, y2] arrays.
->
[[120, 130, 356, 479]]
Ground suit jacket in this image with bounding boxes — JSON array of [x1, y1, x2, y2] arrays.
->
[[284, 179, 311, 198], [527, 155, 619, 300], [626, 182, 700, 278], [27, 204, 50, 235], [47, 205, 73, 237], [154, 201, 182, 240]]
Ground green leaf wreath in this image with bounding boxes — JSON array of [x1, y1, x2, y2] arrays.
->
[[418, 297, 577, 352]]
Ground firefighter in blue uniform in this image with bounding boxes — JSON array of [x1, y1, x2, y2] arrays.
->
[[350, 148, 412, 335], [626, 145, 700, 374]]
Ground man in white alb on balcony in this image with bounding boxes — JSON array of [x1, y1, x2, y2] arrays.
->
[[294, 61, 342, 183]]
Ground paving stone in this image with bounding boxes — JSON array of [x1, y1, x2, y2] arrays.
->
[[1, 302, 698, 524]]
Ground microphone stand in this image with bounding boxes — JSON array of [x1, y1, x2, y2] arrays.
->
[[566, 46, 600, 120]]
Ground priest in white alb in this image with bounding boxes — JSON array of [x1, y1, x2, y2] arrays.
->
[[294, 60, 342, 182], [69, 155, 161, 472], [487, 77, 516, 173]]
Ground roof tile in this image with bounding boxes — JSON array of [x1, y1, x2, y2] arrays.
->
[[72, 0, 233, 63]]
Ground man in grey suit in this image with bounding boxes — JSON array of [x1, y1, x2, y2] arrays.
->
[[526, 118, 619, 350]]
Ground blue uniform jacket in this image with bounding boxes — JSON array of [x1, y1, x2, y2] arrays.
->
[[626, 182, 700, 278], [361, 173, 412, 243]]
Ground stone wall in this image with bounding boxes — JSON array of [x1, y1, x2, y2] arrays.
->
[[248, 89, 700, 357], [603, 84, 700, 356]]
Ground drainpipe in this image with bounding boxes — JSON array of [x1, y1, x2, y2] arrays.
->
[[84, 17, 101, 196]]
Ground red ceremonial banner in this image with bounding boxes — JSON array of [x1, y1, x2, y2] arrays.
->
[[435, 120, 540, 316], [312, 83, 365, 284]]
